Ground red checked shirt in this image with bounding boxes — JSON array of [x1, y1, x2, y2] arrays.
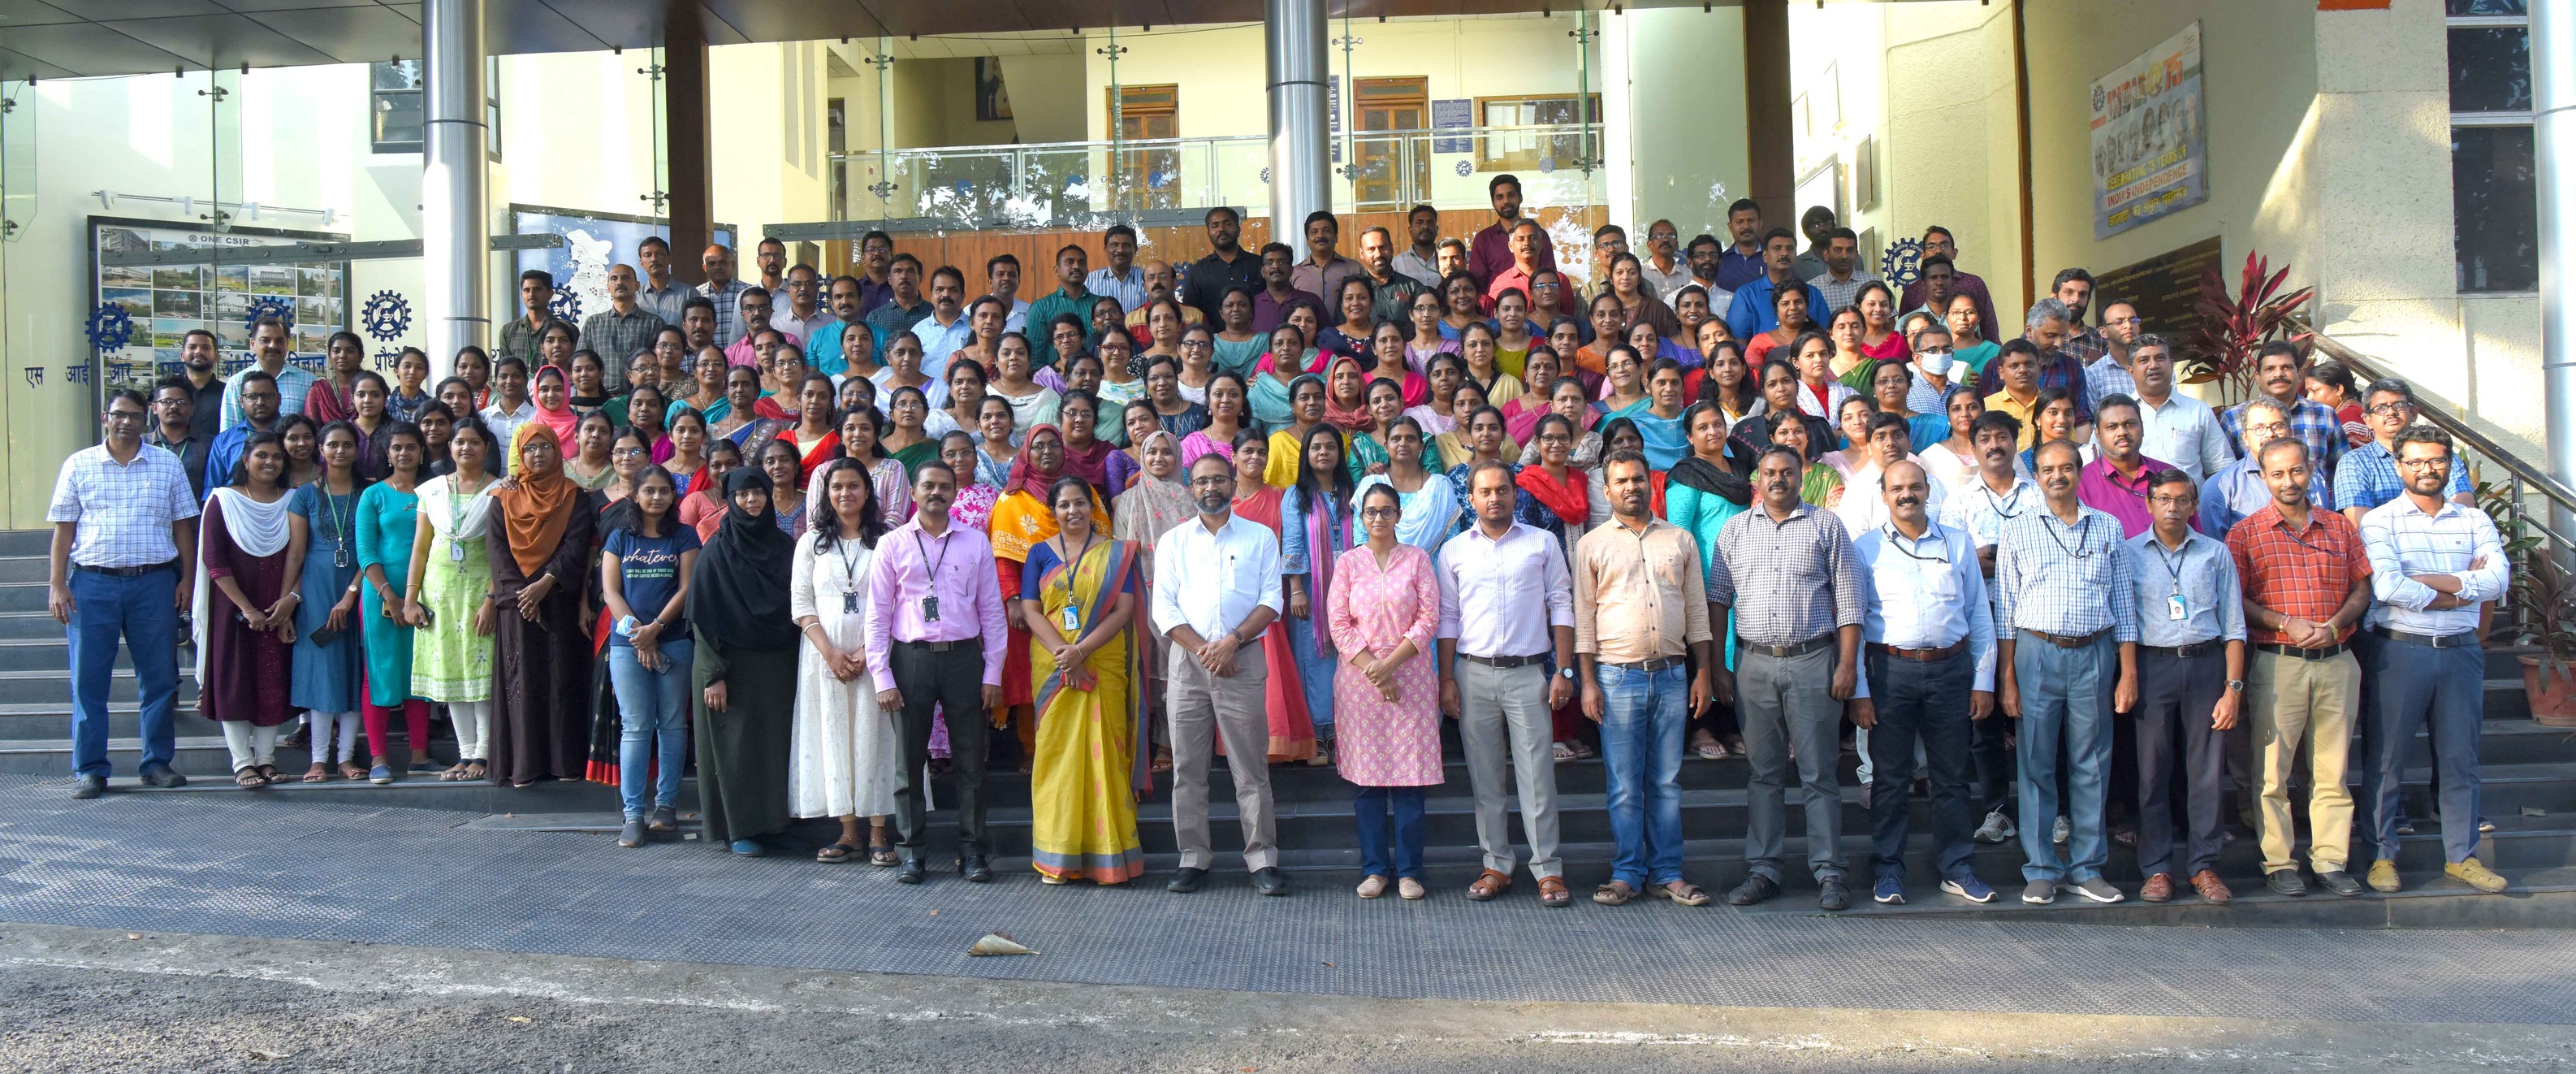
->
[[2225, 501, 2371, 646]]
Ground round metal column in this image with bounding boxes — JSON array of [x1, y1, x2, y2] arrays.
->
[[1265, 0, 1331, 249], [421, 0, 491, 375]]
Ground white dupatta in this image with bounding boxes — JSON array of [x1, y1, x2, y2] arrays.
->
[[192, 487, 294, 682]]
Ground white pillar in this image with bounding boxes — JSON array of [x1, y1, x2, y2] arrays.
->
[[1265, 0, 1331, 249], [421, 0, 490, 375]]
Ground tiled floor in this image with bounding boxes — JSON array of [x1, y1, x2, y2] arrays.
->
[[3, 773, 2573, 1024]]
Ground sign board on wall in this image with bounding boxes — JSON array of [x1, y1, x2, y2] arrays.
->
[[1432, 99, 1472, 154], [2090, 21, 2207, 238], [508, 204, 733, 330], [2090, 234, 2223, 339], [88, 216, 351, 409]]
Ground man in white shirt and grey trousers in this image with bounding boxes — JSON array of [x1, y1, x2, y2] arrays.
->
[[1153, 453, 1288, 897]]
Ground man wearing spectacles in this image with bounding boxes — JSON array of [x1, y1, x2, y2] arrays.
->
[[50, 389, 201, 799], [2225, 437, 2374, 899], [2123, 470, 2245, 904], [2333, 378, 2474, 525], [2081, 298, 2146, 414], [1151, 453, 1287, 897], [2198, 397, 2331, 538]]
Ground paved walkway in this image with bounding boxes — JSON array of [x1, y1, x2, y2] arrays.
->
[[2, 774, 2570, 1025]]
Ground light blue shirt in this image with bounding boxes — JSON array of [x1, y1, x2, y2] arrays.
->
[[1084, 266, 1149, 315], [909, 309, 972, 385], [2361, 494, 2508, 636], [1994, 504, 2139, 642], [1853, 520, 1996, 693], [2123, 529, 2245, 648]]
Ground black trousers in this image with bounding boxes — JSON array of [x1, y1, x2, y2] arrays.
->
[[891, 640, 990, 856], [1971, 702, 2016, 816], [2133, 647, 2228, 878]]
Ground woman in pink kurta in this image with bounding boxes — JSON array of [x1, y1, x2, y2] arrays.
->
[[1325, 482, 1445, 899]]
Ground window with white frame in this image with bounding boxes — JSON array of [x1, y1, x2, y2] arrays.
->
[[2449, 0, 2535, 292]]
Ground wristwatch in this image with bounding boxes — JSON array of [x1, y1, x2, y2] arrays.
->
[[1559, 666, 1578, 680], [2225, 679, 2245, 693]]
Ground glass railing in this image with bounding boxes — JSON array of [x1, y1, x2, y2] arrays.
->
[[833, 123, 1605, 227]]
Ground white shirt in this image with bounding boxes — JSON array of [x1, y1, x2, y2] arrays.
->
[[47, 443, 201, 569], [1436, 521, 1575, 660], [1939, 474, 2038, 625], [909, 310, 972, 384], [1834, 457, 1948, 535], [2134, 389, 2232, 482], [997, 297, 1031, 335], [2361, 494, 2509, 635], [1151, 513, 1285, 642], [1852, 520, 1997, 694], [479, 399, 539, 475], [1665, 275, 1731, 311], [1639, 257, 1692, 299], [780, 307, 839, 345], [1392, 249, 1445, 290]]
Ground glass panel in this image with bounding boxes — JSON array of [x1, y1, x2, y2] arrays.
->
[[1, 81, 32, 242], [2453, 125, 2537, 292], [2449, 27, 2531, 112], [2448, 0, 2526, 15], [372, 60, 424, 154]]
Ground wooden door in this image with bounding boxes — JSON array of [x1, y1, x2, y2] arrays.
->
[[1352, 77, 1429, 210], [1109, 84, 1181, 212]]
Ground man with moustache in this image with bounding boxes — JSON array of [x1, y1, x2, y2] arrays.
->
[[862, 253, 934, 357], [1291, 211, 1364, 304], [218, 317, 310, 431], [1122, 259, 1207, 341], [2050, 269, 2107, 365], [852, 230, 897, 318], [1392, 203, 1447, 289], [1154, 453, 1288, 897], [866, 462, 1009, 885], [1709, 446, 1863, 911], [1940, 410, 2034, 847], [2124, 470, 2245, 903], [1356, 228, 1427, 325], [1468, 175, 1559, 290], [1086, 223, 1148, 314], [1994, 438, 2138, 905], [2219, 341, 2351, 479], [696, 244, 752, 348], [2077, 395, 2176, 538], [807, 275, 870, 378], [2129, 334, 2232, 483], [1182, 206, 1264, 327], [1714, 199, 1766, 292], [2081, 297, 2145, 412], [173, 328, 227, 440], [1670, 234, 1734, 310], [635, 236, 694, 326], [1852, 460, 1998, 905], [1723, 229, 1830, 341], [577, 263, 668, 388]]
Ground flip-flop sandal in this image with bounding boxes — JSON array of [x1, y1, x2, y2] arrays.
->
[[339, 761, 368, 782], [868, 846, 900, 867], [235, 768, 269, 789], [257, 764, 279, 783], [1150, 751, 1173, 773], [1551, 742, 1577, 762], [815, 842, 858, 864], [461, 763, 487, 782]]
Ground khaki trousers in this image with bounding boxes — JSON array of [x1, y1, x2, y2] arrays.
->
[[2246, 649, 2359, 873], [1165, 643, 1277, 872]]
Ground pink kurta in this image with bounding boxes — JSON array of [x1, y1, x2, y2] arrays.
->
[[1324, 543, 1444, 787]]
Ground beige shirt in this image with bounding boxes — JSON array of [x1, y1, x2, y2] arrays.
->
[[1572, 514, 1712, 663]]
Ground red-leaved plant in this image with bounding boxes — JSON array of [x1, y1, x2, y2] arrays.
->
[[2183, 251, 2315, 402]]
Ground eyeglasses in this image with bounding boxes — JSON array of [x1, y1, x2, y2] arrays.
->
[[2242, 422, 2289, 435], [1361, 506, 1398, 519], [2396, 456, 2452, 470], [2366, 401, 2415, 417], [1915, 346, 1954, 356]]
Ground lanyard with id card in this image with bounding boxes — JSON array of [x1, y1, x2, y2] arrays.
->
[[1056, 533, 1096, 639], [914, 528, 953, 623], [2151, 539, 2190, 621]]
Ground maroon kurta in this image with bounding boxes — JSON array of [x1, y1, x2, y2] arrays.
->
[[199, 495, 295, 728], [483, 495, 598, 786]]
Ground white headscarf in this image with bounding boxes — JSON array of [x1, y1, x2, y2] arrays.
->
[[192, 487, 294, 681]]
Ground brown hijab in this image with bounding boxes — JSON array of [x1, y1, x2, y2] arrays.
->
[[497, 422, 580, 575]]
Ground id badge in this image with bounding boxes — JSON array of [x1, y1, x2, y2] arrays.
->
[[450, 541, 465, 563], [922, 595, 940, 622], [843, 591, 859, 614], [2166, 593, 2189, 621], [1061, 604, 1081, 635]]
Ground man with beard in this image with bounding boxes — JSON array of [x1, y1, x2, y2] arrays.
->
[[146, 375, 212, 502], [1852, 460, 1997, 905], [174, 328, 227, 440], [852, 230, 897, 318], [1152, 453, 1287, 896], [806, 274, 870, 378], [2076, 395, 2176, 538], [218, 317, 310, 431], [1468, 174, 1559, 289], [1939, 409, 2035, 847], [1669, 233, 1733, 311], [1710, 446, 1863, 911], [1026, 245, 1095, 371], [2220, 341, 2350, 479], [2082, 297, 2144, 412], [1356, 227, 1426, 325], [2124, 470, 2245, 904], [866, 462, 1009, 885], [1182, 206, 1264, 327], [2050, 268, 2107, 364], [204, 370, 282, 493], [697, 244, 753, 348], [2358, 426, 2510, 894], [1393, 203, 1446, 289], [635, 236, 694, 326], [1994, 438, 2137, 905], [578, 263, 668, 388], [1714, 199, 1766, 292]]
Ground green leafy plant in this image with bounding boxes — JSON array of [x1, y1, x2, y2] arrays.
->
[[2479, 479, 2576, 673], [2184, 250, 2315, 402]]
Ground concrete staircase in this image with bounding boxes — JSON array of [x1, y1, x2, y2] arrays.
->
[[8, 526, 2573, 927]]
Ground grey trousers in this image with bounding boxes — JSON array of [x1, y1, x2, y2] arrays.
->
[[1458, 660, 1562, 880], [1165, 642, 1277, 871], [1740, 646, 1848, 882]]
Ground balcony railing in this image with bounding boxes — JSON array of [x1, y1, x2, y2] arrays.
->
[[828, 123, 1604, 228]]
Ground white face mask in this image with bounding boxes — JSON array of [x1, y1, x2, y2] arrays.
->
[[1916, 349, 1956, 378]]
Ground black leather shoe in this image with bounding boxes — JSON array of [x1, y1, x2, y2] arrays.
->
[[1251, 867, 1289, 896], [2264, 869, 2307, 897], [1725, 874, 1780, 906], [1817, 877, 1851, 912], [962, 854, 993, 883], [1166, 867, 1208, 893], [70, 774, 106, 799], [138, 763, 185, 788], [2314, 869, 2364, 898], [897, 857, 927, 884]]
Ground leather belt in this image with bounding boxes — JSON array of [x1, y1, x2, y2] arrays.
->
[[2256, 641, 2349, 660], [2023, 627, 2110, 649], [2141, 640, 2222, 659], [1603, 656, 1687, 673], [1459, 652, 1550, 669], [2375, 626, 2481, 650], [1866, 639, 1966, 662], [1743, 634, 1835, 660], [74, 560, 177, 578], [898, 639, 983, 653]]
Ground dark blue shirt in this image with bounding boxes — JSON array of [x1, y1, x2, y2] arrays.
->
[[604, 526, 702, 646]]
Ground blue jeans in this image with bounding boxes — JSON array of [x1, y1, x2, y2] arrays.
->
[[1597, 662, 1688, 888], [1352, 785, 1426, 878], [1286, 613, 1335, 734], [2013, 632, 2114, 884], [1865, 649, 1977, 883], [607, 639, 694, 820], [2364, 637, 2485, 864], [67, 567, 180, 778]]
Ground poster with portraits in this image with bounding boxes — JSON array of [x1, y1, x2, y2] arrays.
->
[[88, 217, 350, 408], [2090, 22, 2207, 238]]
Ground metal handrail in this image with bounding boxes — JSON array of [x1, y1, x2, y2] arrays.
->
[[823, 122, 1603, 163]]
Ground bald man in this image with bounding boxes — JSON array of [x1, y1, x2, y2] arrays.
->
[[697, 243, 754, 348]]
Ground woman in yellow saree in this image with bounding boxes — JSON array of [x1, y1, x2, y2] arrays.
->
[[1018, 474, 1147, 886]]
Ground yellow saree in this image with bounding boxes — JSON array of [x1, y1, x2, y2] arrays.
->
[[1027, 537, 1147, 884]]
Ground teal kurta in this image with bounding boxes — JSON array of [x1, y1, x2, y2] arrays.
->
[[355, 480, 422, 707], [287, 483, 364, 712], [1664, 477, 1746, 669]]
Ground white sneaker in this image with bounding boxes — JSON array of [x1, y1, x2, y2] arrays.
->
[[1975, 809, 2016, 844], [2051, 816, 2071, 844]]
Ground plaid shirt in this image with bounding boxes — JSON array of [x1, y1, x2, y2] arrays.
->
[[2225, 501, 2371, 645], [577, 305, 668, 386], [1809, 271, 1881, 317], [1993, 504, 2137, 641], [1977, 349, 2094, 421], [2083, 353, 2135, 413], [2060, 325, 2108, 365], [2332, 439, 2473, 514], [864, 297, 935, 356], [2219, 396, 2351, 476], [497, 314, 574, 369], [48, 443, 200, 568], [1705, 503, 1866, 647], [697, 278, 753, 348], [638, 279, 694, 327], [2359, 495, 2506, 636]]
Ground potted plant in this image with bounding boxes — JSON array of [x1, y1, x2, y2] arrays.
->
[[2182, 251, 2315, 402], [2480, 479, 2576, 725]]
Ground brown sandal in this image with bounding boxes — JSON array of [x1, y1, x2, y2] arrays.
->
[[339, 760, 367, 782], [235, 767, 270, 789], [1465, 868, 1511, 901], [1537, 876, 1572, 907], [1593, 879, 1639, 906], [301, 764, 331, 784]]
